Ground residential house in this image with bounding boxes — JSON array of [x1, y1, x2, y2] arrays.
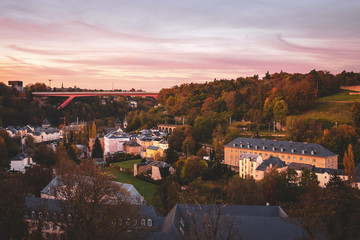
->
[[146, 146, 164, 160], [314, 167, 348, 187], [225, 137, 338, 170], [89, 137, 104, 152], [10, 153, 33, 173]]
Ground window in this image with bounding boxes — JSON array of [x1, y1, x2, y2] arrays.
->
[[38, 212, 43, 219], [67, 214, 72, 222], [141, 219, 146, 226], [231, 149, 233, 152], [313, 159, 316, 163], [235, 155, 237, 159], [230, 161, 233, 165], [306, 158, 309, 162], [287, 156, 290, 160], [147, 219, 153, 227], [265, 153, 268, 157], [293, 157, 296, 160], [255, 152, 257, 155], [300, 157, 303, 161], [281, 155, 284, 159]]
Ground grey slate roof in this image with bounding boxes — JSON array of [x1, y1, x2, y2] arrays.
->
[[256, 156, 286, 171], [156, 204, 305, 240], [123, 141, 141, 147], [288, 162, 314, 171], [11, 153, 27, 161], [25, 196, 62, 213], [147, 146, 160, 151], [313, 167, 345, 175], [226, 137, 337, 158], [114, 117, 121, 125]]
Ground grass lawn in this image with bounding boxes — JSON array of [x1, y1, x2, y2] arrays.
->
[[317, 90, 360, 102], [113, 159, 142, 169], [297, 102, 354, 123], [106, 167, 157, 205]]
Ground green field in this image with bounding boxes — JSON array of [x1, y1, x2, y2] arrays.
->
[[106, 161, 157, 204], [113, 159, 142, 169], [297, 101, 354, 123], [317, 90, 360, 102]]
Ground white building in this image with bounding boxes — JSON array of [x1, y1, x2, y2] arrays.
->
[[104, 130, 130, 155], [10, 154, 33, 173], [238, 154, 263, 179]]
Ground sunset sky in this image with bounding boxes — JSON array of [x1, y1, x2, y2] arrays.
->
[[0, 0, 359, 91]]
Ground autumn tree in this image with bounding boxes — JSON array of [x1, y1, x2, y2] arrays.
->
[[54, 161, 140, 240], [343, 144, 356, 184], [180, 157, 208, 184]]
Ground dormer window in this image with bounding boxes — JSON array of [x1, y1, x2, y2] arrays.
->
[[302, 150, 305, 154], [147, 219, 153, 227], [31, 211, 35, 219], [280, 148, 284, 152], [262, 146, 266, 150], [311, 151, 315, 155], [67, 214, 72, 222], [247, 145, 250, 148], [141, 219, 146, 226], [255, 146, 258, 149], [291, 149, 294, 153], [240, 144, 243, 148], [272, 147, 275, 151], [38, 212, 42, 219]]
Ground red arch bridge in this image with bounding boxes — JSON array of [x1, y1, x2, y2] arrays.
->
[[32, 91, 159, 110]]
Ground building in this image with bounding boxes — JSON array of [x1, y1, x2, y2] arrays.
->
[[104, 130, 130, 155], [42, 119, 51, 128], [123, 141, 142, 155], [224, 137, 338, 170], [89, 137, 104, 152], [10, 153, 33, 173], [146, 146, 164, 160], [8, 80, 23, 92], [238, 154, 263, 178], [313, 167, 348, 187], [254, 156, 287, 181], [40, 176, 145, 205], [154, 204, 306, 240]]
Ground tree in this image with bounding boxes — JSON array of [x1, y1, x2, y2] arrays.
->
[[343, 144, 356, 184], [164, 148, 179, 165], [299, 169, 319, 190], [180, 157, 208, 183], [92, 137, 103, 158], [182, 136, 196, 157], [225, 176, 264, 205], [0, 136, 8, 169], [90, 121, 97, 138], [54, 161, 140, 240]]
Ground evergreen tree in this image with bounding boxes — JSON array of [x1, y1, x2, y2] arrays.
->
[[91, 122, 97, 138], [92, 137, 103, 158]]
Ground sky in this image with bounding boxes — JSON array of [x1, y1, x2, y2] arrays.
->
[[0, 0, 359, 91]]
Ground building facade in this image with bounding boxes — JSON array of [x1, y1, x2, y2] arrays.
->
[[224, 137, 338, 170]]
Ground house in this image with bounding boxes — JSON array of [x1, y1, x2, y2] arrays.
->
[[114, 117, 122, 129], [134, 160, 171, 181], [153, 204, 306, 240], [313, 167, 347, 187], [159, 139, 169, 151], [10, 153, 33, 173], [123, 141, 142, 155], [225, 137, 338, 170], [24, 196, 161, 239], [146, 146, 164, 160], [238, 154, 263, 178], [254, 156, 287, 181], [75, 144, 89, 159], [40, 176, 146, 205], [104, 130, 130, 155]]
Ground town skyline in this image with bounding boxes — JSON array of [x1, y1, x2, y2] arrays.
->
[[1, 0, 360, 91]]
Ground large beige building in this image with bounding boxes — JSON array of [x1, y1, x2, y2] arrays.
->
[[238, 154, 263, 179], [224, 137, 338, 170]]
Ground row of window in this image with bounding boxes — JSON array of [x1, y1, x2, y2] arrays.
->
[[114, 218, 153, 227], [229, 153, 317, 164], [25, 211, 72, 222], [230, 147, 316, 155]]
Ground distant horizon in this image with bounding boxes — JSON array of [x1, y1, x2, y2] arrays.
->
[[1, 0, 359, 91]]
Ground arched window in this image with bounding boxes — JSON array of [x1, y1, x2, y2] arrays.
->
[[147, 218, 152, 227], [141, 219, 146, 226]]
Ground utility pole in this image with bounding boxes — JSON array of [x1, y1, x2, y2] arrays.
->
[[49, 79, 52, 89]]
